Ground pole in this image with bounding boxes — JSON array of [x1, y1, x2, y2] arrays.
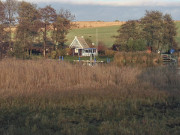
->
[[96, 29, 98, 46]]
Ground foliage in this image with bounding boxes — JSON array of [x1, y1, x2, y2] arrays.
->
[[113, 52, 162, 67], [8, 41, 26, 58], [0, 1, 7, 51], [16, 1, 41, 52], [52, 9, 74, 49], [127, 38, 147, 51], [163, 14, 177, 50], [114, 20, 142, 51], [4, 0, 18, 46], [140, 11, 164, 51], [0, 1, 9, 58], [0, 1, 74, 59], [40, 5, 57, 57], [105, 49, 116, 57], [50, 49, 67, 59], [65, 48, 72, 55], [115, 10, 178, 52], [97, 41, 107, 55]]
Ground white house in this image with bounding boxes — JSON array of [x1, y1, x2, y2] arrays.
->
[[69, 36, 98, 56]]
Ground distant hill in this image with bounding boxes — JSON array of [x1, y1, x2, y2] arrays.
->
[[67, 21, 180, 47], [72, 21, 125, 29]]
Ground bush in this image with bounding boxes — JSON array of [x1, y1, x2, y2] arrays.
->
[[65, 48, 72, 56], [105, 50, 116, 57], [113, 52, 162, 67], [98, 41, 107, 55], [8, 42, 27, 59], [50, 49, 67, 59], [127, 38, 147, 52]]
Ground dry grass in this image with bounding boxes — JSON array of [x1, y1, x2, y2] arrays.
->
[[72, 21, 125, 28], [0, 59, 141, 96], [0, 58, 179, 97], [113, 52, 162, 67], [0, 59, 180, 134]]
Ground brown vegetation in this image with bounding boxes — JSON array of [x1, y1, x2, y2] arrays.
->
[[0, 59, 141, 96], [113, 52, 162, 67], [72, 21, 125, 28], [0, 59, 179, 134], [0, 59, 179, 97]]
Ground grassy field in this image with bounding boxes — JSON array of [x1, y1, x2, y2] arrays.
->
[[67, 22, 180, 48], [66, 25, 120, 47], [0, 59, 180, 134]]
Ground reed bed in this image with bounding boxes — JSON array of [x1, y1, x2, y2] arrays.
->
[[0, 59, 179, 135], [0, 59, 141, 95]]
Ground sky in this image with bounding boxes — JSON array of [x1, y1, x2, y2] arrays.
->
[[17, 0, 180, 21]]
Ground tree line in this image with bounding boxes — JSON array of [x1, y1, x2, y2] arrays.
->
[[0, 0, 74, 58], [114, 10, 177, 53]]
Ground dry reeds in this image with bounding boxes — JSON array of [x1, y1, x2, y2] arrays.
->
[[113, 52, 162, 67], [0, 58, 179, 97], [0, 59, 139, 94], [0, 59, 179, 135]]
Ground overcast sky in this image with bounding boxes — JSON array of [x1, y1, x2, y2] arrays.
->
[[17, 0, 180, 21]]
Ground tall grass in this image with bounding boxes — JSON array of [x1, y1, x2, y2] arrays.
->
[[0, 59, 179, 134], [113, 52, 162, 67], [0, 59, 141, 94]]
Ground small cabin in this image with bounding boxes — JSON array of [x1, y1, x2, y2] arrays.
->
[[69, 36, 98, 56]]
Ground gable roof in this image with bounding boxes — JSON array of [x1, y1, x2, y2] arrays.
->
[[77, 37, 89, 48], [70, 36, 89, 49]]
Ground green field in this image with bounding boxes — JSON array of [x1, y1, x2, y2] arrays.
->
[[67, 22, 180, 48], [66, 25, 120, 47]]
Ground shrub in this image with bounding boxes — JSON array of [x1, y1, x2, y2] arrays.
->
[[65, 48, 72, 56], [105, 50, 116, 57], [127, 38, 147, 52], [98, 41, 107, 55], [50, 49, 67, 59], [8, 42, 27, 59], [113, 52, 162, 67]]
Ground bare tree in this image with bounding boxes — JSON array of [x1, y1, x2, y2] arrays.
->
[[16, 1, 41, 56], [0, 1, 7, 58], [39, 5, 57, 57], [4, 0, 18, 47], [53, 9, 75, 49]]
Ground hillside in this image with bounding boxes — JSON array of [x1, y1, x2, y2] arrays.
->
[[72, 21, 125, 28], [66, 25, 120, 47], [67, 21, 180, 48]]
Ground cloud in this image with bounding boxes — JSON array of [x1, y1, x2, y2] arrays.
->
[[18, 0, 180, 6]]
